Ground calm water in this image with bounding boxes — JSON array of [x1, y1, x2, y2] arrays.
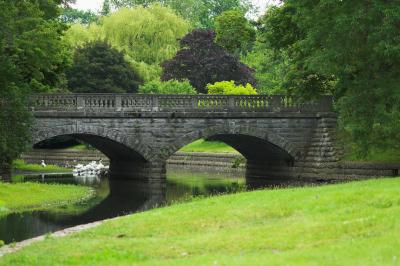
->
[[0, 170, 316, 244]]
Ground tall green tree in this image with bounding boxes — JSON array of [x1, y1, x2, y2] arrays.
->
[[60, 8, 99, 25], [109, 0, 254, 28], [264, 1, 400, 156], [242, 40, 288, 95], [64, 4, 190, 81], [66, 41, 143, 93], [0, 0, 71, 177], [101, 0, 111, 16], [215, 10, 255, 56]]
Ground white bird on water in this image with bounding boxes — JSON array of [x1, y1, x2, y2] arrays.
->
[[73, 160, 108, 177], [41, 160, 47, 167]]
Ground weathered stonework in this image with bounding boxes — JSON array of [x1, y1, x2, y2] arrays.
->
[[30, 94, 340, 181]]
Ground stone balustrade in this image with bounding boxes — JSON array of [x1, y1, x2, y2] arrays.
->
[[30, 94, 333, 113]]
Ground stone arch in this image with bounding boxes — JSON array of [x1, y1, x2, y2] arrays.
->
[[158, 124, 301, 162], [32, 124, 152, 161]]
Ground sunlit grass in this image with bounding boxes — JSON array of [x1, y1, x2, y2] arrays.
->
[[65, 145, 90, 151], [1, 177, 399, 265], [179, 139, 239, 154], [0, 182, 92, 218], [12, 159, 71, 173]]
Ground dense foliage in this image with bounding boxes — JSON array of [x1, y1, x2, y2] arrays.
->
[[215, 10, 256, 56], [263, 0, 400, 156], [108, 0, 254, 28], [60, 8, 99, 25], [207, 81, 257, 95], [0, 0, 70, 175], [64, 5, 190, 82], [161, 29, 256, 93], [66, 41, 142, 93], [138, 80, 197, 94]]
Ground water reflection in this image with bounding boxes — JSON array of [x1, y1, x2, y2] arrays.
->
[[0, 170, 320, 244]]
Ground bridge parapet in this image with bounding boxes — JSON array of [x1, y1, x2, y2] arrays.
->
[[30, 94, 333, 113]]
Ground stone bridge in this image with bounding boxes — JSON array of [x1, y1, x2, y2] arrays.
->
[[30, 94, 340, 181]]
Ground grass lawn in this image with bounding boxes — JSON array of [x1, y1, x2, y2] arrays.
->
[[0, 182, 92, 218], [179, 139, 239, 154], [65, 144, 91, 151], [1, 177, 399, 265], [12, 159, 71, 173]]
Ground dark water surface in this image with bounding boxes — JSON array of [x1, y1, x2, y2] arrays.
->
[[0, 170, 316, 244]]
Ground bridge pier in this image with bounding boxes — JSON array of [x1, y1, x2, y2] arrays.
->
[[245, 159, 295, 180]]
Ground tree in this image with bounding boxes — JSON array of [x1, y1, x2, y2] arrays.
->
[[263, 1, 400, 157], [64, 5, 190, 82], [161, 29, 256, 93], [60, 8, 99, 25], [109, 0, 254, 28], [0, 0, 71, 177], [66, 41, 143, 93], [101, 0, 111, 16], [242, 40, 288, 95], [215, 10, 256, 56]]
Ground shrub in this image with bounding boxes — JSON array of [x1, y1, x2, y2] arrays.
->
[[139, 80, 197, 94], [207, 81, 257, 95]]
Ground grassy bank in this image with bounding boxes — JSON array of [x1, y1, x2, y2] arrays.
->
[[1, 177, 400, 265], [12, 159, 71, 173], [179, 139, 239, 154], [0, 183, 92, 218]]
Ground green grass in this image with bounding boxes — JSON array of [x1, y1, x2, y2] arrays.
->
[[12, 159, 71, 173], [179, 139, 239, 154], [1, 177, 400, 265], [65, 144, 90, 151], [0, 182, 92, 218]]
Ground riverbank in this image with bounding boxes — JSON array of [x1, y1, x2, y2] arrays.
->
[[22, 149, 400, 180], [0, 183, 93, 218], [12, 160, 71, 173], [1, 177, 399, 265]]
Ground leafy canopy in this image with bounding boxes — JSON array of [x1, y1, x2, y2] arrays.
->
[[66, 41, 142, 93], [60, 8, 99, 25], [215, 10, 256, 56], [109, 0, 254, 28], [64, 4, 190, 82], [263, 0, 400, 156], [161, 29, 256, 93], [0, 0, 70, 173]]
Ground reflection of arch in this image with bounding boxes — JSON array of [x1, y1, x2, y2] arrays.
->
[[32, 125, 151, 162], [160, 125, 300, 162]]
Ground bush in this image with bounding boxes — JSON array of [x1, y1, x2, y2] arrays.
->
[[139, 80, 197, 94], [207, 81, 257, 95]]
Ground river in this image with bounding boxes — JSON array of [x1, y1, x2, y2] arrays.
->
[[0, 169, 317, 244]]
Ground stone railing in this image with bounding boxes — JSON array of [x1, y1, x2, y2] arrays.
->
[[30, 94, 333, 113]]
